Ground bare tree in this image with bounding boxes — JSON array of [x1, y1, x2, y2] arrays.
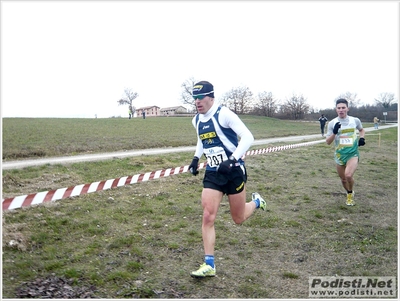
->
[[254, 91, 278, 117], [180, 77, 197, 112], [374, 92, 397, 109], [221, 86, 253, 114], [117, 88, 139, 115], [281, 93, 310, 120], [335, 92, 361, 108]]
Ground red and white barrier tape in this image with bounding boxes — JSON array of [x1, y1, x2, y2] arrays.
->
[[2, 140, 324, 210]]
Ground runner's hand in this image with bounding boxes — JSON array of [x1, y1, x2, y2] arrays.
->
[[216, 158, 236, 175], [358, 137, 365, 146], [333, 122, 341, 134], [189, 157, 199, 175]]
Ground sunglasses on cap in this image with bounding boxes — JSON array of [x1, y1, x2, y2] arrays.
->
[[192, 91, 213, 100]]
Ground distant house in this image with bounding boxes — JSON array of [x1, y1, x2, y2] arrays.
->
[[160, 106, 188, 116], [136, 106, 160, 117]]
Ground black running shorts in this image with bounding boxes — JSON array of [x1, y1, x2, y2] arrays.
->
[[203, 165, 247, 195]]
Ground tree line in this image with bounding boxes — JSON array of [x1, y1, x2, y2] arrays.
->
[[116, 78, 397, 122], [181, 77, 398, 122]]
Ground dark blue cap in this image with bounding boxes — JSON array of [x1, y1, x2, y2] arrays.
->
[[193, 81, 214, 98]]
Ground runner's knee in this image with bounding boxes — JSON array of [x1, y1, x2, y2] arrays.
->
[[232, 214, 245, 225], [202, 210, 216, 225]]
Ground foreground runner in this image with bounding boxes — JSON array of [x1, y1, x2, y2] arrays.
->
[[188, 81, 266, 278]]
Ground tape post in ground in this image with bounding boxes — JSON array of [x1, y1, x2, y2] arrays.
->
[[2, 140, 324, 211]]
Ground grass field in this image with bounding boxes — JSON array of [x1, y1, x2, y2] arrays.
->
[[3, 116, 348, 160], [2, 117, 397, 298]]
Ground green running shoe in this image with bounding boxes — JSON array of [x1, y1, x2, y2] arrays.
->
[[346, 192, 355, 206], [252, 192, 266, 211], [190, 263, 216, 278]]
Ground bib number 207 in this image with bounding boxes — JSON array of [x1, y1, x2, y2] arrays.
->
[[206, 154, 224, 167], [203, 146, 228, 168]]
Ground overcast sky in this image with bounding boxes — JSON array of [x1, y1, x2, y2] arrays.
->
[[1, 1, 399, 118]]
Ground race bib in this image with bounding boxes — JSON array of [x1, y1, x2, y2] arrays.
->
[[203, 146, 228, 168], [339, 136, 353, 146]]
